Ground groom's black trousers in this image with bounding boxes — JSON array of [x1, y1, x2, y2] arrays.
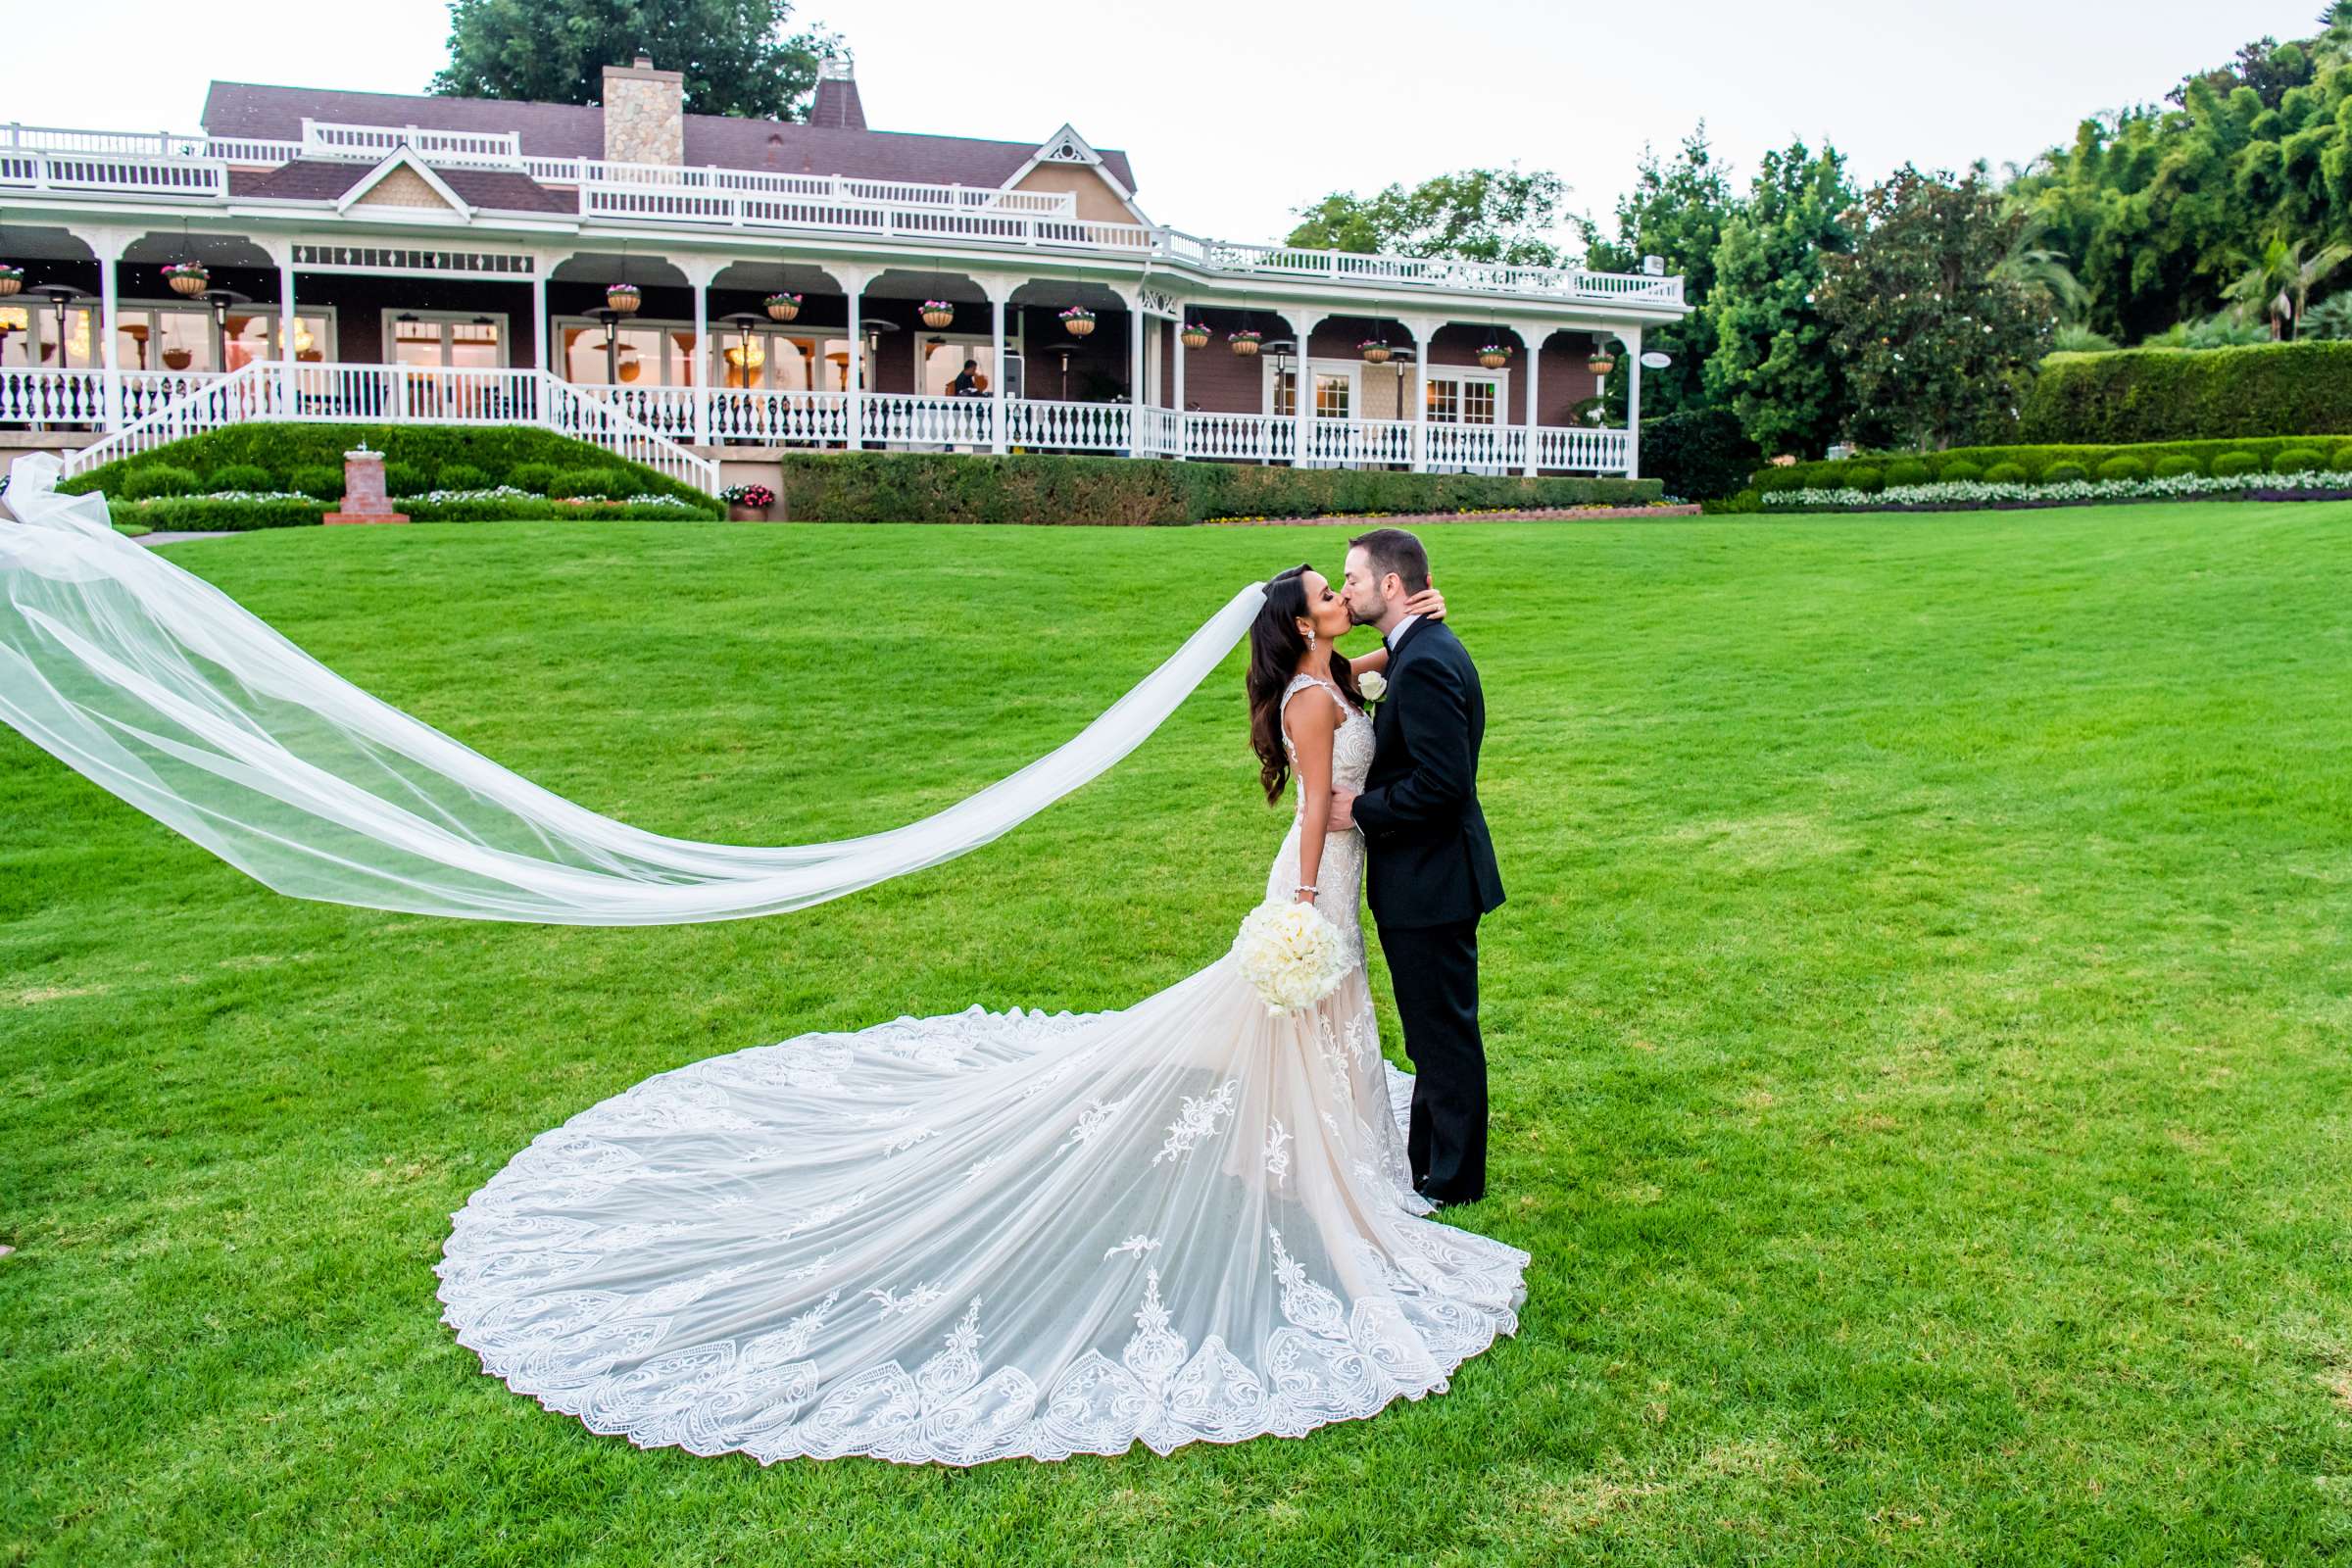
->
[[1377, 915, 1486, 1204]]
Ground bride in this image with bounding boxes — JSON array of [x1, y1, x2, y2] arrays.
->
[[434, 564, 1531, 1466]]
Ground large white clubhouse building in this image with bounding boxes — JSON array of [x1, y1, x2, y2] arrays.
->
[[0, 56, 1689, 494]]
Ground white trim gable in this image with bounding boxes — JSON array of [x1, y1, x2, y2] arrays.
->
[[335, 150, 473, 219], [1004, 122, 1139, 206]]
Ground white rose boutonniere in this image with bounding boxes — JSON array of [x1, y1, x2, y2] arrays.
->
[[1357, 670, 1388, 703]]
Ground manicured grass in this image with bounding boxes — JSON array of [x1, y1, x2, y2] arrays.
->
[[3, 504, 2349, 1566]]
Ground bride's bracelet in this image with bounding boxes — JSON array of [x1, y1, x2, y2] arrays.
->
[[1294, 883, 1318, 895]]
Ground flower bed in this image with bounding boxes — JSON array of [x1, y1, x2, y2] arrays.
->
[[1763, 468, 2352, 511]]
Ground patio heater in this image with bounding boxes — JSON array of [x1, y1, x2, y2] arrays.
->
[[858, 317, 900, 397], [198, 288, 251, 371], [590, 306, 630, 385], [722, 312, 765, 389], [26, 283, 91, 369]]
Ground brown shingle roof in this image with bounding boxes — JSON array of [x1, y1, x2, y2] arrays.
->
[[201, 81, 1140, 195], [227, 158, 571, 214]]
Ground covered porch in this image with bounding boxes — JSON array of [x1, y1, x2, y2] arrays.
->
[[1, 224, 1649, 482]]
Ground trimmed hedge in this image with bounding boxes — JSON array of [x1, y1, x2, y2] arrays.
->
[[2020, 341, 2352, 444], [1754, 434, 2352, 493], [117, 496, 331, 531], [774, 451, 1663, 525], [111, 495, 716, 530], [61, 423, 709, 507]]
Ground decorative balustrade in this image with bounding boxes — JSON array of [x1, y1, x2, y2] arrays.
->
[[300, 120, 525, 171], [16, 367, 1634, 487]]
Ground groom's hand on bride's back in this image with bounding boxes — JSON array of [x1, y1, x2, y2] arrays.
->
[[1329, 790, 1357, 832]]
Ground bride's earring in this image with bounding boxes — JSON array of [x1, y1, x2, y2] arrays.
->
[[1303, 628, 1316, 652]]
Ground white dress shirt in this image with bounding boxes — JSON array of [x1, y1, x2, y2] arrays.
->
[[1386, 612, 1421, 650]]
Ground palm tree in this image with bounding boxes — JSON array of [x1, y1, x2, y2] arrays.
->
[[2226, 233, 2352, 337], [1991, 207, 2087, 321]]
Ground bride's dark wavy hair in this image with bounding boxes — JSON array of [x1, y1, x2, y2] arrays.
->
[[1246, 565, 1364, 806]]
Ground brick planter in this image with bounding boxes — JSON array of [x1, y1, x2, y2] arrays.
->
[[323, 448, 409, 525]]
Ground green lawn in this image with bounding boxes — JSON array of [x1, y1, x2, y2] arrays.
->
[[4, 504, 2348, 1566]]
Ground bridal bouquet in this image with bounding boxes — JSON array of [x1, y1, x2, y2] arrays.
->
[[1231, 900, 1352, 1015]]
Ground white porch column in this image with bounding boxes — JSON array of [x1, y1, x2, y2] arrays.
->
[[273, 245, 298, 416], [87, 228, 127, 432], [984, 278, 1011, 456], [1171, 303, 1188, 459], [1522, 326, 1542, 477], [1407, 316, 1439, 473], [1623, 325, 1643, 478], [1130, 298, 1147, 456], [529, 257, 548, 382], [845, 273, 866, 451], [1283, 311, 1315, 467], [683, 258, 717, 447]]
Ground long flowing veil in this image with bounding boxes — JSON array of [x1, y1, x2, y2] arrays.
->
[[0, 455, 1265, 924]]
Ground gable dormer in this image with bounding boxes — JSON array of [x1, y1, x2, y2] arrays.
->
[[1005, 123, 1147, 224], [336, 149, 472, 219]]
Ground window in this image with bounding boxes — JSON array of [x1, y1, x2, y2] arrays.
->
[[386, 311, 509, 368], [1313, 372, 1350, 419], [1271, 368, 1297, 418], [0, 305, 96, 369], [221, 309, 334, 368], [1267, 362, 1359, 417], [1425, 370, 1504, 424], [916, 337, 1000, 398]]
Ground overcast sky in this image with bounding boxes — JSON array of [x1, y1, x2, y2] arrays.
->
[[3, 0, 2321, 249]]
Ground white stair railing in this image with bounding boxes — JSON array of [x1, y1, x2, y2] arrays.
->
[[60, 366, 718, 494]]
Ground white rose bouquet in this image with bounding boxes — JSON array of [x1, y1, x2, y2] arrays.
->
[[1231, 899, 1352, 1015], [1357, 670, 1387, 702]]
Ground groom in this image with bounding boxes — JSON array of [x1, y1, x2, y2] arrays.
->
[[1329, 528, 1505, 1207]]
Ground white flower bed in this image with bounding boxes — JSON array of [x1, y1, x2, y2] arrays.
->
[[1766, 469, 2352, 510]]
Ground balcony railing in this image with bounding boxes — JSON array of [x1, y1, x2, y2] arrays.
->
[[12, 366, 1634, 479], [2, 121, 1688, 308]]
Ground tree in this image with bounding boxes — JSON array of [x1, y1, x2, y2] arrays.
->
[[1583, 124, 1735, 416], [431, 0, 840, 122], [1816, 167, 2050, 451], [1285, 168, 1575, 267], [1701, 140, 1856, 458], [2224, 231, 2352, 336]]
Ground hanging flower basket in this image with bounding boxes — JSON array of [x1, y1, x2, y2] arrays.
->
[[920, 299, 956, 329], [1477, 343, 1513, 369], [163, 262, 210, 297], [1359, 339, 1393, 365], [1229, 327, 1261, 357], [1588, 351, 1618, 375], [162, 348, 194, 370], [1179, 321, 1210, 350], [764, 292, 803, 322], [0, 265, 22, 298], [1060, 305, 1097, 337], [605, 281, 643, 316]]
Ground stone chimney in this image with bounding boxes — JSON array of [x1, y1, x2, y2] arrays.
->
[[603, 52, 684, 166], [808, 55, 866, 131]]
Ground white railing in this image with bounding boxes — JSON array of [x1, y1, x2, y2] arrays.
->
[[22, 366, 1631, 482], [1006, 398, 1132, 453], [539, 376, 718, 492], [53, 364, 717, 493], [863, 392, 994, 448], [0, 147, 228, 199], [708, 388, 849, 445], [580, 383, 699, 440], [1302, 416, 1414, 467], [1182, 411, 1296, 465], [301, 120, 525, 171], [1533, 424, 1633, 473], [1424, 423, 1529, 472], [2, 120, 1685, 307]]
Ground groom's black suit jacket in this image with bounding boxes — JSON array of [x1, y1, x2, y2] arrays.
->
[[1352, 616, 1505, 930]]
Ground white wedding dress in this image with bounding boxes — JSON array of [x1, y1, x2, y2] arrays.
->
[[436, 675, 1530, 1465]]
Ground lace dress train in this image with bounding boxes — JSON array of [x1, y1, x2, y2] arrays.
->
[[434, 675, 1530, 1464]]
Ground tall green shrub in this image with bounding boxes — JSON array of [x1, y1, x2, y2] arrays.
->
[[1640, 408, 1761, 500], [2019, 341, 2352, 444]]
